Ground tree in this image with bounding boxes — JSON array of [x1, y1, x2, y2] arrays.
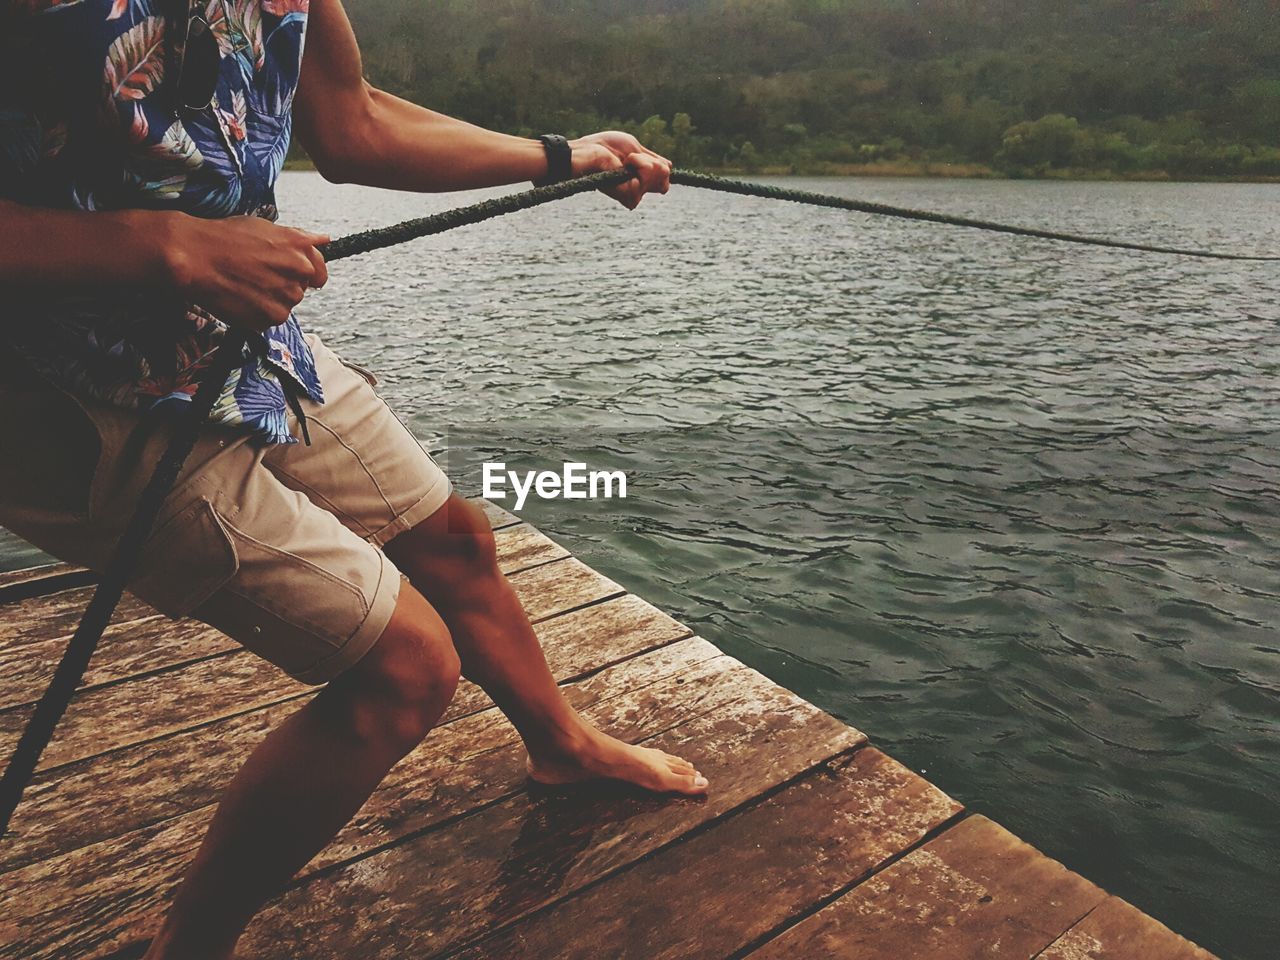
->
[[331, 0, 1280, 180], [671, 112, 696, 166], [996, 114, 1084, 171]]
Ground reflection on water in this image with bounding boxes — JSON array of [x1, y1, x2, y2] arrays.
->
[[4, 175, 1277, 958]]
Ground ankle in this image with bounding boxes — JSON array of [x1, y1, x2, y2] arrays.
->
[[524, 715, 601, 759]]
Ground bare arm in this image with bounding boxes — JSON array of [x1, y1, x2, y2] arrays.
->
[[0, 201, 176, 290], [293, 0, 670, 208], [0, 200, 329, 332]]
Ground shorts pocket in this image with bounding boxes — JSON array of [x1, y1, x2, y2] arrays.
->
[[129, 497, 240, 618]]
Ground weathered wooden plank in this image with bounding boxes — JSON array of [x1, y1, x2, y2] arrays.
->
[[0, 593, 691, 872], [0, 499, 532, 654], [512, 557, 622, 622], [492, 522, 571, 573], [0, 640, 723, 959], [0, 654, 299, 774], [454, 748, 962, 960], [0, 523, 566, 712], [1038, 896, 1218, 960], [309, 639, 738, 878], [0, 563, 95, 605], [474, 496, 521, 530], [0, 615, 184, 711], [746, 815, 1106, 960], [1, 644, 854, 960], [233, 665, 863, 959], [0, 504, 518, 600], [0, 556, 624, 771], [0, 562, 77, 590], [0, 585, 154, 650]]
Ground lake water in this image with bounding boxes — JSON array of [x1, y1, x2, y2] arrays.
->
[[4, 174, 1277, 958]]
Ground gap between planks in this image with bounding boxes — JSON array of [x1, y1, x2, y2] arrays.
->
[[0, 555, 627, 773], [0, 498, 522, 606], [2, 641, 864, 959], [0, 521, 569, 713], [0, 593, 695, 874], [0, 499, 1222, 960], [448, 747, 964, 960]]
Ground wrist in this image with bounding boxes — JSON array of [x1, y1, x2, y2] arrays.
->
[[567, 138, 595, 175], [532, 134, 573, 186], [143, 210, 198, 294]]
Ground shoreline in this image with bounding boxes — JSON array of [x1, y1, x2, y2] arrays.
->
[[733, 160, 1280, 183], [282, 156, 1280, 184]]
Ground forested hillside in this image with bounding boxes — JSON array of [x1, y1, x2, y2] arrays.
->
[[340, 0, 1280, 178]]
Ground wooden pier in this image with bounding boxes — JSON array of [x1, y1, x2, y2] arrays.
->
[[0, 500, 1217, 959]]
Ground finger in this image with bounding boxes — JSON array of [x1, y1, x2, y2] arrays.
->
[[624, 133, 669, 166], [629, 153, 670, 196], [303, 243, 328, 288], [641, 143, 671, 166], [240, 296, 290, 332], [599, 157, 642, 208], [630, 153, 661, 192], [613, 176, 643, 210], [280, 250, 319, 282], [264, 286, 304, 327], [620, 133, 663, 163], [287, 228, 331, 248], [605, 184, 639, 210]]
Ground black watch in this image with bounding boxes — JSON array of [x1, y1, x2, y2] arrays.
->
[[533, 134, 573, 186]]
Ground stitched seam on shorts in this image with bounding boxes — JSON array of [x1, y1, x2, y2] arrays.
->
[[367, 475, 452, 545], [296, 552, 392, 681], [265, 463, 376, 538], [304, 416, 400, 519], [135, 498, 239, 616], [219, 518, 371, 647], [374, 393, 438, 467], [338, 357, 379, 388]]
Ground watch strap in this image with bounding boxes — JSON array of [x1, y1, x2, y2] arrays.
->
[[533, 134, 573, 186]]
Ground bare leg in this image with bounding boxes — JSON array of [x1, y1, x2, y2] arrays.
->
[[384, 493, 708, 795], [143, 587, 461, 960]]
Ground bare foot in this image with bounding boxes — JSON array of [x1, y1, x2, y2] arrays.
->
[[526, 727, 709, 795]]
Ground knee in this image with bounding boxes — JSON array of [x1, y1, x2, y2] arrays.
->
[[338, 610, 462, 757], [393, 495, 501, 586]]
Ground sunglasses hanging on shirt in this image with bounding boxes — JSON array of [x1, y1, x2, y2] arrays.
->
[[174, 11, 219, 111]]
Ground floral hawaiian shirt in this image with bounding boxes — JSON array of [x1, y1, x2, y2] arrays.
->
[[0, 0, 322, 443]]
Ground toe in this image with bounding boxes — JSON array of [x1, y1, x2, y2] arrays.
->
[[665, 756, 696, 774], [676, 773, 710, 795]]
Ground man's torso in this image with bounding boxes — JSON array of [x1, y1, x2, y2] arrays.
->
[[0, 0, 321, 443]]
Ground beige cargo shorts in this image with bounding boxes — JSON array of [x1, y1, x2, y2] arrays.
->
[[0, 335, 452, 684]]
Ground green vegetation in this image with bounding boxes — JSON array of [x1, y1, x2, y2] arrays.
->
[[340, 0, 1280, 180]]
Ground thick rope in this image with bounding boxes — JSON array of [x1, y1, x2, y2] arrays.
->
[[672, 170, 1280, 262], [0, 332, 249, 834], [1, 165, 1273, 835], [320, 169, 635, 261], [324, 166, 1280, 264]]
